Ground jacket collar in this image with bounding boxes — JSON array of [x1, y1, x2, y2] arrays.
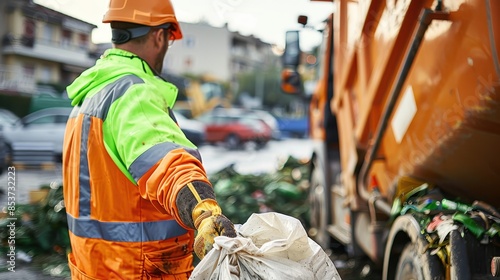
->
[[101, 48, 156, 76]]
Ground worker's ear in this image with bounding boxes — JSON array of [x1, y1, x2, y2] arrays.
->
[[152, 28, 168, 49]]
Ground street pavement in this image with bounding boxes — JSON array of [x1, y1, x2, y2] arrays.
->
[[0, 164, 62, 207], [0, 138, 316, 206], [0, 140, 311, 279], [0, 163, 66, 279], [0, 139, 382, 279]]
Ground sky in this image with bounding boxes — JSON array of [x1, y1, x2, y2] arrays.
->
[[34, 0, 334, 51]]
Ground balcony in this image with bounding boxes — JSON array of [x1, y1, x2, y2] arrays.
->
[[0, 66, 36, 94], [2, 34, 95, 68]]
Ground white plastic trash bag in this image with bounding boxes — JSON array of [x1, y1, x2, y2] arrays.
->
[[190, 212, 341, 280]]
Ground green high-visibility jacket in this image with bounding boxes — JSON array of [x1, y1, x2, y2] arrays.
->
[[63, 48, 210, 279]]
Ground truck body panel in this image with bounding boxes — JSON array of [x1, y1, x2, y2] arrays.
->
[[282, 0, 500, 277], [333, 0, 500, 207]]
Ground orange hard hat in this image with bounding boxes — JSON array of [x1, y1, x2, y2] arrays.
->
[[103, 0, 183, 40]]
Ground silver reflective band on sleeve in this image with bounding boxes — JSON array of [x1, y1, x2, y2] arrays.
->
[[128, 142, 202, 182], [81, 75, 144, 120], [78, 115, 92, 217], [67, 213, 187, 242]]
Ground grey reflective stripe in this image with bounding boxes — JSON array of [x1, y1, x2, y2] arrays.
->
[[186, 147, 202, 163], [67, 213, 187, 242], [80, 75, 144, 120], [69, 106, 80, 118], [79, 115, 92, 217], [128, 142, 202, 181], [74, 75, 143, 216]]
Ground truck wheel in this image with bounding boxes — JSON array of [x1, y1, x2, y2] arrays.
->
[[225, 134, 240, 150], [309, 163, 331, 249], [384, 215, 445, 280], [5, 144, 12, 166], [395, 243, 425, 280]]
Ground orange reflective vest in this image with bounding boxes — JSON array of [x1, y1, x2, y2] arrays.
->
[[63, 49, 210, 279]]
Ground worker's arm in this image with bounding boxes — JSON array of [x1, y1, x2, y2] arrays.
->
[[176, 181, 237, 259], [106, 82, 235, 258]]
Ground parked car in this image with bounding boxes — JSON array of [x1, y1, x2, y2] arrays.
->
[[212, 107, 282, 140], [3, 107, 72, 163], [245, 109, 281, 140], [0, 126, 7, 175], [174, 111, 206, 146], [197, 109, 272, 150], [0, 108, 21, 172], [276, 116, 309, 138], [0, 108, 20, 126]]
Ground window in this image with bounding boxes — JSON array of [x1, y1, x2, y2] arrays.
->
[[23, 64, 35, 77], [55, 115, 69, 124], [183, 35, 195, 48], [184, 57, 193, 68], [23, 19, 35, 47], [44, 24, 54, 44], [40, 66, 51, 83], [62, 29, 72, 47], [27, 115, 55, 125], [79, 33, 88, 49], [24, 113, 69, 125], [200, 82, 223, 99], [24, 19, 35, 37]]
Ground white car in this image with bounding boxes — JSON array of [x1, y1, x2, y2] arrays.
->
[[3, 107, 72, 163], [0, 126, 7, 174], [247, 109, 281, 140], [0, 108, 20, 126]]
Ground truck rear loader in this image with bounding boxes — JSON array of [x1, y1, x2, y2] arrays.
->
[[281, 0, 500, 278]]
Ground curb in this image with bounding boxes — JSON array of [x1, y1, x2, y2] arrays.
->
[[11, 162, 56, 171]]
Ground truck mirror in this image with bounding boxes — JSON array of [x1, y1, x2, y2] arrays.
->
[[282, 30, 301, 68], [298, 15, 308, 26], [280, 68, 302, 95]]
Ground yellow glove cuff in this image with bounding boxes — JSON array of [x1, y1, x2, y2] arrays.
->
[[192, 199, 222, 228], [186, 182, 221, 228]]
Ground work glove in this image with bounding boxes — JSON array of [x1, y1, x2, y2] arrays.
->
[[193, 199, 236, 259], [176, 182, 237, 260]]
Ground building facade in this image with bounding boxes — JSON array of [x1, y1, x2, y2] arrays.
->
[[163, 22, 231, 82], [230, 31, 277, 75], [164, 21, 279, 84], [0, 1, 279, 99], [0, 0, 96, 95]]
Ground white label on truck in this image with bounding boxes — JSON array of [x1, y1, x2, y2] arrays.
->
[[391, 86, 417, 143]]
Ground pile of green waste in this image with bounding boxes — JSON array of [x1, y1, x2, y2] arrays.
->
[[0, 155, 311, 276], [0, 181, 71, 277], [390, 177, 500, 268], [210, 156, 311, 227]]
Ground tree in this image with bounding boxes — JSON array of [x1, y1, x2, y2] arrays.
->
[[235, 65, 297, 110]]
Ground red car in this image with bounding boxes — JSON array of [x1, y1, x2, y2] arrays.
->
[[197, 110, 272, 150]]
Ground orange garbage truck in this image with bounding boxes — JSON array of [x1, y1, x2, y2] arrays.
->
[[281, 0, 500, 278]]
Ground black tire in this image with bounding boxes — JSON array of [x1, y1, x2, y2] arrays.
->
[[395, 243, 424, 280], [395, 242, 444, 280], [255, 139, 268, 149], [309, 161, 331, 249], [225, 134, 240, 150], [384, 215, 446, 280], [55, 153, 63, 163], [5, 144, 12, 166]]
